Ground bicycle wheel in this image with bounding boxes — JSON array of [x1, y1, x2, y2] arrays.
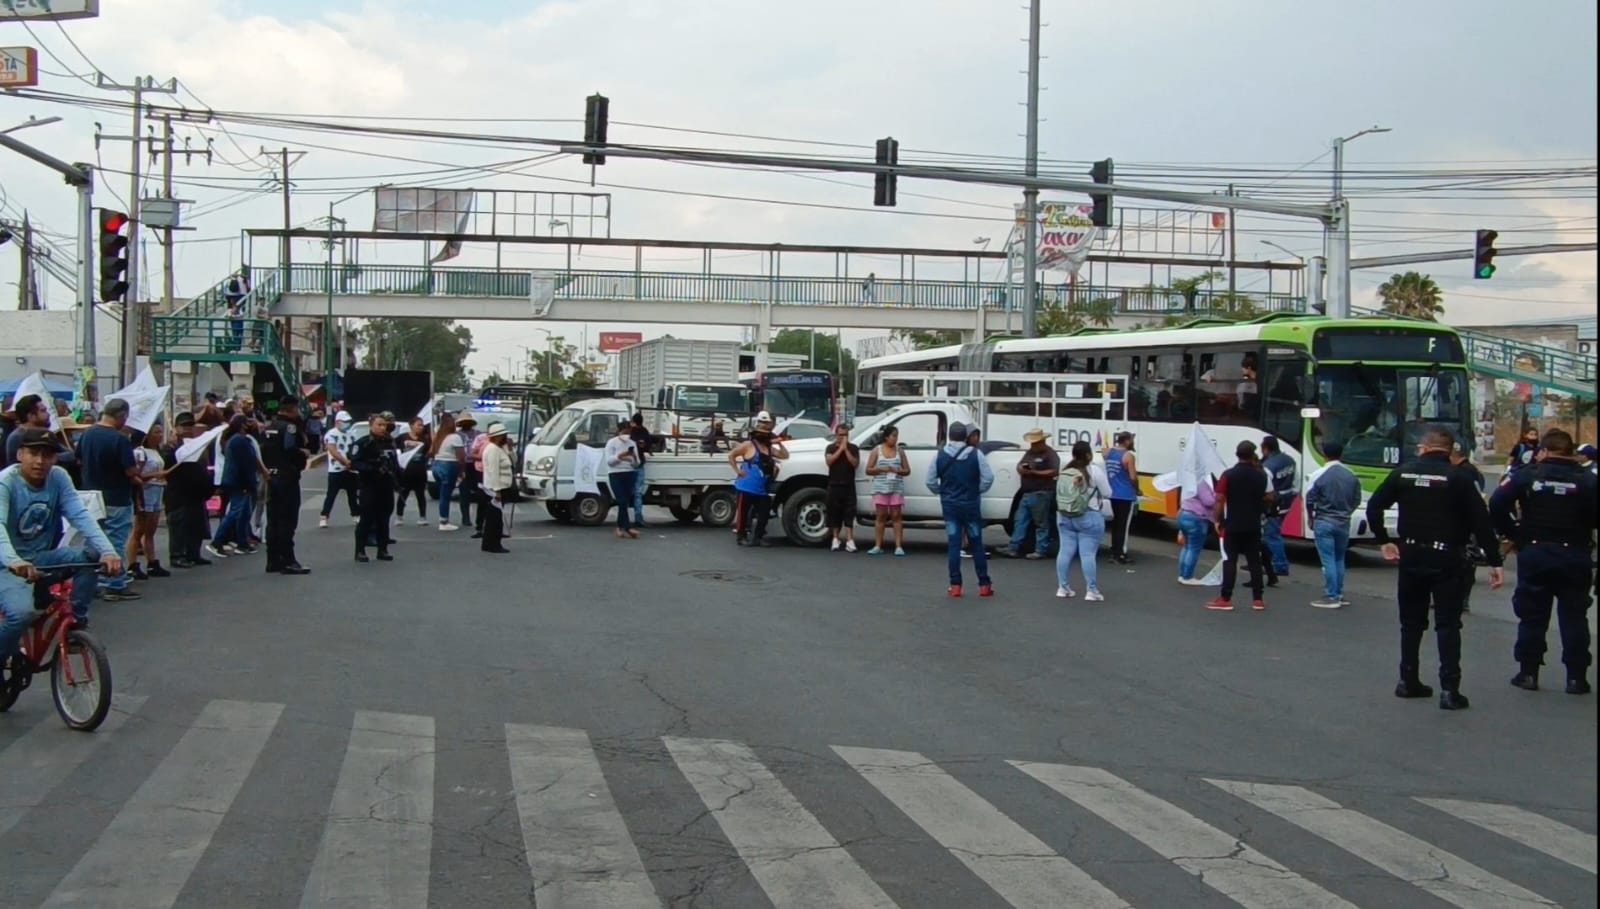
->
[[51, 629, 112, 731], [0, 652, 26, 713]]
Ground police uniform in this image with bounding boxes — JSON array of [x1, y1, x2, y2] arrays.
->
[[1489, 456, 1598, 694], [349, 429, 399, 562], [1366, 448, 1502, 709], [261, 409, 311, 574]]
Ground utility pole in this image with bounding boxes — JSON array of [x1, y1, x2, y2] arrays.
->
[[1328, 126, 1391, 320], [1020, 0, 1042, 339], [265, 146, 306, 356], [1226, 184, 1238, 298], [95, 74, 178, 385], [16, 214, 37, 310]]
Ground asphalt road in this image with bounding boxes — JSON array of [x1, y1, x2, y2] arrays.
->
[[1, 489, 1594, 909]]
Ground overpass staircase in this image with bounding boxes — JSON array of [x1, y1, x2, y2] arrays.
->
[[150, 271, 298, 398]]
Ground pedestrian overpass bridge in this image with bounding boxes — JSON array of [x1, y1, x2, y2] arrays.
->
[[151, 262, 1594, 404]]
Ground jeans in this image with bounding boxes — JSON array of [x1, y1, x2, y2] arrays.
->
[[98, 504, 135, 592], [1008, 490, 1053, 555], [211, 490, 254, 550], [432, 461, 459, 522], [633, 475, 647, 524], [1056, 511, 1105, 592], [1177, 511, 1211, 580], [609, 471, 638, 532], [0, 546, 99, 660], [1263, 514, 1290, 574], [1313, 518, 1350, 599], [943, 506, 990, 586]]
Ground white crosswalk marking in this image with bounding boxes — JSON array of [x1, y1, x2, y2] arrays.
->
[[506, 723, 661, 909], [1210, 779, 1560, 909], [0, 694, 146, 838], [835, 747, 1130, 909], [665, 736, 900, 909], [300, 711, 436, 909], [1012, 762, 1359, 909], [1417, 797, 1599, 875], [39, 699, 282, 909]]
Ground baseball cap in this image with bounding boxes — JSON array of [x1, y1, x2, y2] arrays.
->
[[12, 428, 62, 453], [334, 410, 352, 423], [755, 411, 773, 424], [947, 422, 969, 442], [1580, 444, 1598, 459]]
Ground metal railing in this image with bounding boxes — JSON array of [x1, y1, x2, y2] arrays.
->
[[149, 315, 297, 396], [258, 264, 1308, 316]]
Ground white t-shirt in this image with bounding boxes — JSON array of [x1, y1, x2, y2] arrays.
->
[[323, 427, 354, 473], [134, 446, 165, 486], [435, 432, 465, 463]]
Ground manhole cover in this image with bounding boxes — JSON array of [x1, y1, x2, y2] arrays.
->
[[680, 569, 766, 585]]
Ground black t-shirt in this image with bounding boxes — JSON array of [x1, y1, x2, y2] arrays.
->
[[1017, 448, 1061, 494], [1219, 461, 1269, 533], [825, 442, 860, 487], [76, 424, 137, 507]]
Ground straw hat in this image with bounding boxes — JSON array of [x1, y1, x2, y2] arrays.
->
[[1022, 428, 1049, 444]]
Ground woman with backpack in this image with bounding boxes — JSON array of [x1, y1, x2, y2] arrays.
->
[[1054, 439, 1114, 601]]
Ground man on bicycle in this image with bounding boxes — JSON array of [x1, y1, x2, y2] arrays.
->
[[0, 428, 121, 672]]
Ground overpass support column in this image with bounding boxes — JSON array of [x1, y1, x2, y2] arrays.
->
[[754, 299, 773, 371]]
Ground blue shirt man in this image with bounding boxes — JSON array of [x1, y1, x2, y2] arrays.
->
[[73, 398, 140, 599], [0, 429, 120, 670], [927, 422, 995, 597], [1260, 435, 1297, 576]]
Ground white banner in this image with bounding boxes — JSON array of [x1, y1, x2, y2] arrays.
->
[[1010, 201, 1101, 275], [176, 425, 226, 463], [1152, 423, 1229, 501], [573, 444, 603, 496], [397, 444, 422, 470], [373, 187, 475, 234]]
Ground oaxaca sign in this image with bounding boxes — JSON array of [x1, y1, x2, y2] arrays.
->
[[1, 1, 100, 22], [1009, 201, 1102, 275]]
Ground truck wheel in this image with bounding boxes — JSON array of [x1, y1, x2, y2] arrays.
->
[[781, 486, 830, 547], [571, 493, 610, 526], [546, 501, 574, 524], [698, 489, 737, 527], [669, 503, 699, 524]]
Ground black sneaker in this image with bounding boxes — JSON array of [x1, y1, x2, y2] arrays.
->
[[148, 563, 172, 578], [103, 589, 143, 602], [130, 565, 149, 581]]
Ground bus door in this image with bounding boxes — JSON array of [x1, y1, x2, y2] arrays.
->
[[1262, 348, 1313, 534]]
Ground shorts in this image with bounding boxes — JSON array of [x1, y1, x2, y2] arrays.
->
[[140, 485, 166, 513], [825, 486, 856, 530], [872, 493, 905, 509]]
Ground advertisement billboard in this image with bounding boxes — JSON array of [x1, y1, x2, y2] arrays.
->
[[1, 1, 100, 22], [0, 46, 37, 88], [598, 331, 642, 354]]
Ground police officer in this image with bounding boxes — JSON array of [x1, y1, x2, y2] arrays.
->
[[261, 398, 313, 575], [1489, 428, 1598, 695], [349, 412, 399, 563], [1366, 426, 1504, 710]]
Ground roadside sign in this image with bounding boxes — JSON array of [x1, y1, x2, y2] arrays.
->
[[0, 46, 37, 88], [1, 1, 100, 22], [598, 331, 642, 353]]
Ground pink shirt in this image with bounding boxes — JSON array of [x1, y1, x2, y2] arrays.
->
[[1181, 480, 1216, 518], [471, 433, 491, 472]]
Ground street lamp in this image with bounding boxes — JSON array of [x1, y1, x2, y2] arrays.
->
[[1331, 125, 1391, 199], [324, 189, 369, 389], [1327, 126, 1391, 320], [1261, 240, 1305, 263], [0, 116, 62, 136]]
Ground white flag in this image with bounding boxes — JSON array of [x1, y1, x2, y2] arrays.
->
[[397, 444, 422, 470], [14, 371, 61, 431], [1153, 423, 1228, 501], [176, 425, 226, 463], [123, 386, 170, 435], [416, 399, 435, 425], [573, 443, 603, 495]]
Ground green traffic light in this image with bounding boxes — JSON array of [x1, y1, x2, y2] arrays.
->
[[1477, 263, 1496, 279]]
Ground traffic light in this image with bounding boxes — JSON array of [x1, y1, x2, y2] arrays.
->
[[1473, 228, 1498, 279], [874, 137, 899, 207], [1089, 158, 1114, 228], [98, 208, 130, 304], [582, 93, 609, 166]]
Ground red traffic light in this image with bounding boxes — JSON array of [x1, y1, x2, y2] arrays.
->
[[99, 209, 129, 233]]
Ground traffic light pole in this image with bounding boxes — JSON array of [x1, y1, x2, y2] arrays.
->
[[1348, 241, 1598, 270], [1020, 0, 1042, 339]]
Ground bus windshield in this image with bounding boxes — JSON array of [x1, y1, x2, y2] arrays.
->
[[1314, 365, 1472, 469], [758, 372, 836, 423]]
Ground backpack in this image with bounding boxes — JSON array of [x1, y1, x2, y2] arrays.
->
[[1056, 466, 1094, 517]]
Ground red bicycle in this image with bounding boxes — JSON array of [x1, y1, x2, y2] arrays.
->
[[0, 564, 113, 731]]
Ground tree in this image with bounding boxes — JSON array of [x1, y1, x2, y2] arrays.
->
[[1037, 297, 1117, 336], [478, 371, 508, 391], [357, 318, 476, 391], [1170, 270, 1225, 313], [1377, 271, 1445, 320], [524, 334, 597, 390], [767, 329, 859, 396], [891, 328, 964, 350]]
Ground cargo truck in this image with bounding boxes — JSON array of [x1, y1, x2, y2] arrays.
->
[[613, 337, 751, 438]]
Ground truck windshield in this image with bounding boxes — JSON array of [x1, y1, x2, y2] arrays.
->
[[536, 407, 585, 446], [675, 385, 750, 414], [1313, 365, 1471, 468]]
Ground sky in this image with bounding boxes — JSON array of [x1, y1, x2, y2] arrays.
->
[[1, 0, 1595, 380]]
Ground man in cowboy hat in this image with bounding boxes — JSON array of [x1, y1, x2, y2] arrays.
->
[[1005, 428, 1059, 559]]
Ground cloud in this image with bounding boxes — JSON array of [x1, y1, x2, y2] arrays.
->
[[1, 0, 1593, 376]]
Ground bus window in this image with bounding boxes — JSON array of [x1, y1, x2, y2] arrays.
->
[[1133, 351, 1185, 421], [1263, 355, 1308, 442], [1196, 350, 1260, 426]]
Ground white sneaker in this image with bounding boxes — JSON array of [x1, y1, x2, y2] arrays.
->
[[1178, 577, 1203, 585], [205, 543, 229, 559], [1056, 586, 1075, 598], [417, 518, 429, 526], [831, 539, 842, 551], [439, 522, 459, 531], [844, 540, 857, 553], [1085, 589, 1105, 602], [319, 516, 328, 529]]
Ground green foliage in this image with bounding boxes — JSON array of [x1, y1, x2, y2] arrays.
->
[[891, 328, 965, 350], [767, 329, 858, 396], [357, 318, 476, 392], [524, 335, 601, 390], [1037, 297, 1117, 335], [1377, 271, 1445, 320]]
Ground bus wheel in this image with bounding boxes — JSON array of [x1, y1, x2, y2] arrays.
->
[[669, 503, 700, 524], [571, 493, 609, 526], [781, 487, 830, 547], [699, 489, 738, 527]]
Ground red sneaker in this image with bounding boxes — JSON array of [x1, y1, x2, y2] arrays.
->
[[947, 585, 963, 598], [1205, 597, 1234, 611], [1252, 599, 1266, 611], [979, 585, 995, 598]]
